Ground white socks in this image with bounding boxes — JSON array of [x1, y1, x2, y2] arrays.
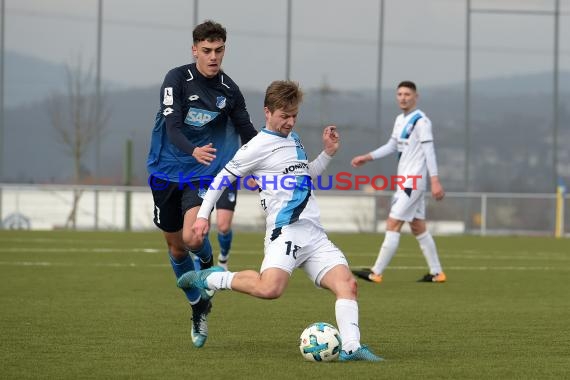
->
[[335, 299, 361, 353], [371, 231, 400, 275], [416, 231, 443, 274], [206, 271, 235, 290], [371, 230, 443, 276]]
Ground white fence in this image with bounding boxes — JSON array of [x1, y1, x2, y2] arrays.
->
[[0, 184, 567, 237]]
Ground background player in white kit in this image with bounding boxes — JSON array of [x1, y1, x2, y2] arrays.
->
[[351, 81, 447, 284], [178, 80, 382, 362]]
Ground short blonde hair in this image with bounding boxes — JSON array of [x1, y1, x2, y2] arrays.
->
[[263, 80, 303, 113]]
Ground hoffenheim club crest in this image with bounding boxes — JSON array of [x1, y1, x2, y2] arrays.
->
[[216, 96, 227, 109]]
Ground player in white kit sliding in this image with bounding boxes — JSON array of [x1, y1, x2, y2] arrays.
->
[[178, 80, 382, 362], [351, 81, 447, 284]]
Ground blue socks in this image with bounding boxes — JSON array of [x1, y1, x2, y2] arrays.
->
[[191, 237, 213, 270], [218, 230, 233, 258], [169, 252, 200, 304]]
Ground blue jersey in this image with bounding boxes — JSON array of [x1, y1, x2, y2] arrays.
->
[[147, 63, 257, 182]]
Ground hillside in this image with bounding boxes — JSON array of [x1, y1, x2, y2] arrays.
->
[[3, 52, 569, 192]]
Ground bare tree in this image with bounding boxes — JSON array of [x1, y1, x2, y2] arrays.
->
[[47, 59, 109, 229]]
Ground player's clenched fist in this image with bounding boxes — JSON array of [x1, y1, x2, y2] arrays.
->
[[323, 126, 340, 156]]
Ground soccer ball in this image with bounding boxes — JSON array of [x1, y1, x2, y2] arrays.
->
[[299, 322, 342, 362]]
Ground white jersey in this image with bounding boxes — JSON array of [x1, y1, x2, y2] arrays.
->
[[392, 109, 433, 191], [225, 129, 323, 234]]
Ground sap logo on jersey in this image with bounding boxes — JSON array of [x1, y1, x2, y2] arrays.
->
[[184, 107, 220, 128]]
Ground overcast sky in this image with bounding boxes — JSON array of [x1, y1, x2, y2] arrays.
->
[[4, 0, 570, 92]]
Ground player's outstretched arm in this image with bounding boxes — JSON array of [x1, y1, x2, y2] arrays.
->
[[352, 137, 398, 167], [192, 143, 217, 165], [351, 154, 373, 167]]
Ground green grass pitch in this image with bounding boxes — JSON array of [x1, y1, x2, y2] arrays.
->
[[1, 230, 569, 379]]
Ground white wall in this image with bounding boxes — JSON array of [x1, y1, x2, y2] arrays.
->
[[0, 185, 466, 234]]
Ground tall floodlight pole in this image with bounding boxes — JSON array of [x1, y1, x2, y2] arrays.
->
[[285, 0, 292, 80], [193, 0, 199, 27], [0, 0, 4, 226], [94, 0, 103, 229], [469, 5, 560, 191], [376, 0, 384, 143], [553, 0, 560, 189], [372, 0, 385, 233], [464, 0, 471, 192]]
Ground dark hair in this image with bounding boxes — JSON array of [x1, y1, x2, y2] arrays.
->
[[264, 81, 304, 113], [397, 81, 417, 92], [193, 20, 227, 44]]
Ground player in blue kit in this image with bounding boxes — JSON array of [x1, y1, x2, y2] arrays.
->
[[178, 80, 382, 362], [146, 20, 257, 348]]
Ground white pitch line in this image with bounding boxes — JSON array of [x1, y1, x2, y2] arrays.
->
[[0, 238, 118, 244], [5, 247, 567, 263], [0, 246, 568, 257], [0, 261, 568, 271], [1, 237, 567, 256], [374, 253, 570, 261], [0, 247, 163, 253], [0, 261, 169, 268], [389, 265, 570, 271]]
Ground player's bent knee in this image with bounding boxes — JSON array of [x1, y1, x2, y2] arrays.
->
[[217, 222, 232, 234], [256, 286, 284, 299], [165, 241, 187, 259], [341, 276, 358, 298], [182, 232, 204, 250], [169, 248, 187, 261], [349, 276, 358, 296], [410, 219, 426, 235], [254, 280, 287, 299], [166, 241, 186, 256], [327, 276, 358, 299], [410, 225, 424, 235], [341, 273, 358, 298]]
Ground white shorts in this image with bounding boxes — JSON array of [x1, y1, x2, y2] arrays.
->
[[260, 219, 349, 287], [389, 188, 425, 222]]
